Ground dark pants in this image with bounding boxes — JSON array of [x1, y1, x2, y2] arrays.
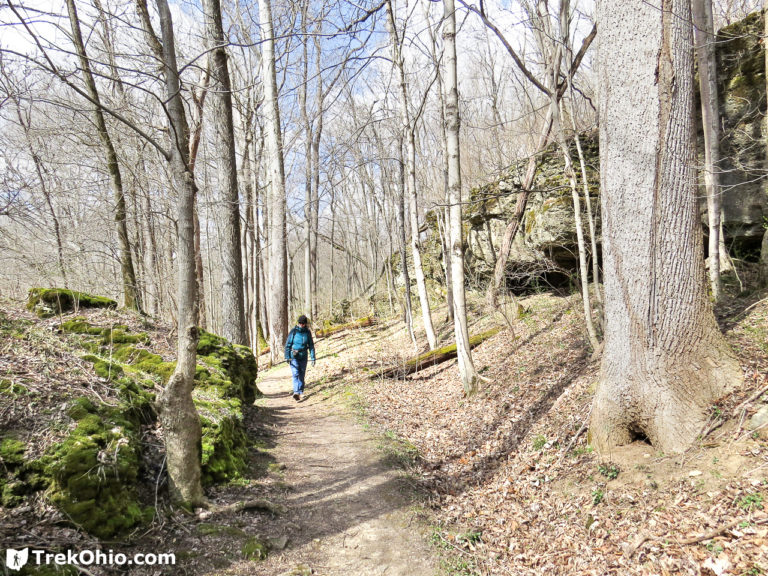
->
[[290, 358, 308, 394]]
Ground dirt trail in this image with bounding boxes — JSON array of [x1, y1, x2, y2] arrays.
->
[[248, 363, 438, 576]]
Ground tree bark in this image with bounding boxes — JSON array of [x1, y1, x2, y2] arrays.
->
[[202, 0, 248, 344], [693, 0, 723, 301], [258, 0, 288, 363], [67, 0, 141, 312], [386, 0, 437, 350], [443, 0, 478, 395], [140, 0, 205, 504], [591, 0, 742, 454]]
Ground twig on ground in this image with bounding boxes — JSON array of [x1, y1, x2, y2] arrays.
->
[[199, 499, 285, 519], [624, 516, 768, 559], [733, 382, 768, 418]]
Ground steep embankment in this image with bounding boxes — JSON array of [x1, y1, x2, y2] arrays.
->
[[1, 291, 266, 574]]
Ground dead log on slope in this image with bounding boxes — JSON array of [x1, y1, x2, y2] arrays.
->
[[316, 316, 375, 338], [376, 327, 501, 379]]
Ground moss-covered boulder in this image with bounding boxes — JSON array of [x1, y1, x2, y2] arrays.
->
[[195, 389, 249, 485], [463, 134, 600, 285], [27, 288, 117, 318], [60, 319, 260, 489], [44, 400, 153, 539], [197, 330, 259, 404], [0, 436, 50, 508]]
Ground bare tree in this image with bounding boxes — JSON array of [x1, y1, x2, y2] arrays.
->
[[202, 0, 248, 344], [443, 0, 478, 394], [259, 0, 288, 362], [693, 0, 724, 301], [66, 0, 141, 312], [136, 0, 205, 503], [386, 0, 438, 349]]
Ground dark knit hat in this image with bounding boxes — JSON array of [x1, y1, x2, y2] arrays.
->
[[297, 315, 308, 325]]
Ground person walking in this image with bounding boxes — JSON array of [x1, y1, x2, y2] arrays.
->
[[285, 315, 316, 401]]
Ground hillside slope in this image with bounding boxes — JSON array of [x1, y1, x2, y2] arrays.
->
[[313, 291, 768, 575]]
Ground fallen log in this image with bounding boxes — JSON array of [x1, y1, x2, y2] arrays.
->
[[316, 316, 375, 338], [376, 327, 501, 379]]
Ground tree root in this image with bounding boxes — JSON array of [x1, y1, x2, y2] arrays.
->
[[198, 499, 284, 520]]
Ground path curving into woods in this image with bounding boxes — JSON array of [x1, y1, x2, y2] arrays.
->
[[244, 363, 438, 576]]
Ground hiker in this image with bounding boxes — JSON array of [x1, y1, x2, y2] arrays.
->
[[285, 314, 316, 401]]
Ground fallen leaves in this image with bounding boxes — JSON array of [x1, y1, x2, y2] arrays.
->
[[332, 293, 768, 576]]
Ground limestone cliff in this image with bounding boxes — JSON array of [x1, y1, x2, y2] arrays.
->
[[465, 11, 767, 288]]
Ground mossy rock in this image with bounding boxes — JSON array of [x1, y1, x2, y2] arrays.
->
[[0, 437, 27, 467], [53, 319, 259, 499], [27, 288, 116, 318], [59, 318, 105, 336], [195, 522, 248, 538], [195, 388, 248, 485], [45, 405, 152, 538], [0, 437, 51, 508], [241, 536, 269, 560], [197, 330, 259, 404]]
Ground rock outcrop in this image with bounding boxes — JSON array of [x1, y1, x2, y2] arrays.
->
[[466, 11, 767, 288]]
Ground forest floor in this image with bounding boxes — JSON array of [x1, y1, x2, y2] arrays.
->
[[2, 285, 768, 576]]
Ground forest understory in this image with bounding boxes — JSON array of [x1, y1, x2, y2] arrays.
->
[[1, 280, 767, 576]]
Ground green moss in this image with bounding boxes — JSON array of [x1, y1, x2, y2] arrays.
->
[[0, 437, 52, 508], [195, 388, 248, 485], [0, 380, 30, 397], [27, 288, 117, 318], [101, 329, 150, 345], [45, 406, 151, 538], [67, 397, 97, 420], [91, 358, 124, 380], [196, 330, 259, 404], [0, 437, 26, 467], [60, 318, 104, 335], [241, 536, 269, 560], [196, 522, 248, 538], [115, 377, 157, 424]]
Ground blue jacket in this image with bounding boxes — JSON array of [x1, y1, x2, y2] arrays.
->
[[285, 326, 315, 362]]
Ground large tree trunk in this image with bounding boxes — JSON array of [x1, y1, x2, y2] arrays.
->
[[259, 0, 288, 363], [590, 0, 742, 454], [443, 0, 478, 395], [202, 0, 247, 344], [693, 0, 723, 302], [67, 0, 141, 312]]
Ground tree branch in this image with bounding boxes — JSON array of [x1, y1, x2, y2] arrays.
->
[[456, 0, 551, 96], [5, 0, 170, 160]]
